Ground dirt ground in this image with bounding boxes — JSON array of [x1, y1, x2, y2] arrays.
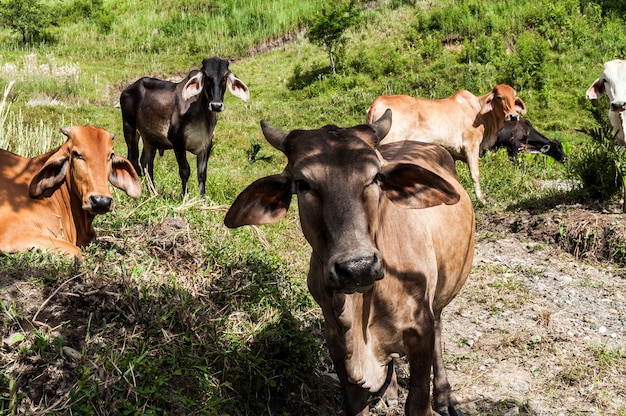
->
[[2, 205, 625, 415]]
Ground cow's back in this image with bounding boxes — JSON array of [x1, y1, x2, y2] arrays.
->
[[376, 141, 474, 313], [121, 77, 178, 148], [368, 91, 481, 154]]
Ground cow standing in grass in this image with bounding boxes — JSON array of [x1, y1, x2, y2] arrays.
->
[[120, 57, 250, 196], [225, 110, 475, 416]]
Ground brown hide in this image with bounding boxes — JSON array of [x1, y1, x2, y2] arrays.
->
[[225, 112, 475, 416], [366, 84, 526, 202], [0, 125, 141, 259]]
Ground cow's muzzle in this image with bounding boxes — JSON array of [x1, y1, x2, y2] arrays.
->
[[209, 102, 225, 112], [88, 195, 113, 214], [611, 101, 626, 112], [505, 113, 520, 121], [328, 253, 384, 293]]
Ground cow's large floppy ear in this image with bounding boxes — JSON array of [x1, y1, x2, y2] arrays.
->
[[109, 155, 142, 199], [586, 77, 606, 99], [182, 72, 204, 101], [515, 96, 527, 115], [378, 163, 460, 209], [479, 92, 494, 115], [224, 173, 293, 228], [227, 73, 250, 103], [29, 147, 69, 199]]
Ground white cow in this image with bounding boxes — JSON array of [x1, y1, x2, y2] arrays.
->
[[586, 59, 626, 146]]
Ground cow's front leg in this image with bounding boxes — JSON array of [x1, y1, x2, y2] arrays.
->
[[195, 141, 212, 197], [405, 308, 435, 416], [173, 146, 191, 196], [325, 334, 370, 415]]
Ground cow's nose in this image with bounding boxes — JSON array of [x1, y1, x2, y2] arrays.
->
[[89, 195, 113, 212], [506, 113, 519, 121], [209, 102, 224, 112], [329, 254, 383, 292], [611, 101, 626, 112]]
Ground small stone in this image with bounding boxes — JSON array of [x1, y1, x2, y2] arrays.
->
[[599, 326, 607, 334], [528, 335, 542, 344]]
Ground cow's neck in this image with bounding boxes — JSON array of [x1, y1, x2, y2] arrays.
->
[[64, 182, 96, 247]]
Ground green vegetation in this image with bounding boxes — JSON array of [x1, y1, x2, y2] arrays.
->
[[1, 0, 626, 414]]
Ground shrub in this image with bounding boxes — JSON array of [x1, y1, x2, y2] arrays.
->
[[0, 0, 56, 44]]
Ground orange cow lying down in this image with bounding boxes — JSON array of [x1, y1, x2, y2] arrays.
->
[[0, 125, 141, 259]]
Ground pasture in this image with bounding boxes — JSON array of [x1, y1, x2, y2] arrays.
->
[[1, 0, 625, 415]]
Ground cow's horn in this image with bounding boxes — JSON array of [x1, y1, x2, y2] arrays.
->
[[370, 108, 392, 144], [260, 120, 288, 153]]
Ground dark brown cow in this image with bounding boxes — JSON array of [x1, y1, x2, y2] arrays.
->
[[225, 110, 475, 416], [0, 125, 141, 259], [367, 84, 526, 202], [494, 119, 568, 163], [120, 56, 250, 196]]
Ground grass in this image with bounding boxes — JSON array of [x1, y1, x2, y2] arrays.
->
[[0, 0, 626, 414]]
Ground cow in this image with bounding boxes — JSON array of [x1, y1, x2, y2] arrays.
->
[[120, 56, 250, 197], [586, 59, 626, 146], [224, 110, 475, 416], [494, 119, 567, 163], [0, 125, 141, 259], [366, 84, 526, 203]]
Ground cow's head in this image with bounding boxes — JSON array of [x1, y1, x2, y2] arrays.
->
[[480, 84, 526, 123], [181, 57, 250, 113], [587, 59, 626, 113], [225, 110, 460, 293], [29, 125, 141, 214]]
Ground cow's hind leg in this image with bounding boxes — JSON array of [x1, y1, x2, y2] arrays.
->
[[405, 308, 435, 416], [140, 144, 157, 194], [432, 314, 463, 416], [120, 110, 142, 176]]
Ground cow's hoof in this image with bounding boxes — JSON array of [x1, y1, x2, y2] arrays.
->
[[434, 405, 464, 416]]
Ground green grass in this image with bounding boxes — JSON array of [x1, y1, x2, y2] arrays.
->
[[1, 0, 626, 414]]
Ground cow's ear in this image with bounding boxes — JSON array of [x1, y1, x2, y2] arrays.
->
[[227, 73, 250, 103], [515, 97, 526, 115], [110, 155, 142, 199], [586, 77, 606, 99], [479, 92, 494, 115], [29, 149, 69, 199], [224, 173, 293, 228], [182, 72, 204, 101], [378, 163, 460, 209]]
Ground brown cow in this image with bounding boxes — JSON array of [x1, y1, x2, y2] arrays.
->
[[225, 110, 475, 416], [0, 125, 141, 259], [366, 84, 526, 202]]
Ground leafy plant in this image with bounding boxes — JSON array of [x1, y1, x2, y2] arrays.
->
[[0, 0, 56, 44], [306, 0, 361, 73]]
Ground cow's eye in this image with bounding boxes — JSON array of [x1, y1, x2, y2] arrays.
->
[[72, 150, 83, 160], [295, 179, 311, 193]]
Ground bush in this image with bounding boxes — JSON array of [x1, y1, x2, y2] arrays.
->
[[0, 0, 56, 44]]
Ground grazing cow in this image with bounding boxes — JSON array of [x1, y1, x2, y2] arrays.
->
[[494, 119, 568, 163], [0, 125, 141, 259], [120, 56, 250, 196], [225, 110, 475, 416], [366, 84, 526, 202], [586, 59, 626, 146]]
